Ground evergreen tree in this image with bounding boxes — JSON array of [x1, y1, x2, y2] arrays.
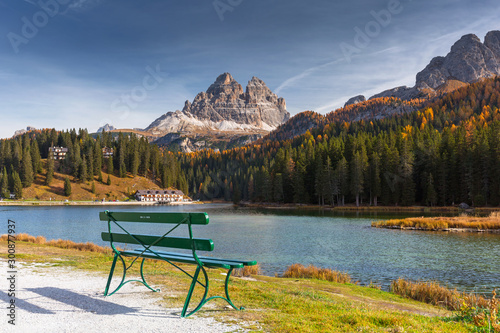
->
[[31, 139, 42, 174], [0, 168, 9, 198], [12, 171, 22, 199], [232, 180, 241, 204], [64, 177, 72, 196], [336, 157, 348, 206], [369, 152, 381, 206], [425, 173, 437, 206], [79, 157, 88, 181], [399, 141, 415, 206], [292, 161, 306, 203], [106, 174, 111, 185], [106, 156, 114, 175], [273, 173, 284, 203], [93, 140, 102, 176], [21, 148, 34, 187], [91, 181, 96, 194], [350, 150, 368, 207], [46, 155, 54, 185]]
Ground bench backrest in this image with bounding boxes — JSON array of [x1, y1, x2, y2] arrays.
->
[[100, 211, 213, 252]]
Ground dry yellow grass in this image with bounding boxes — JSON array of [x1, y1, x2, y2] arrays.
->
[[391, 279, 500, 332], [0, 233, 111, 253], [372, 212, 500, 231], [391, 278, 490, 311], [282, 263, 351, 284], [234, 264, 261, 277]]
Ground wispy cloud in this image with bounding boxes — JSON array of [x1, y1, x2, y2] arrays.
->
[[69, 0, 104, 11], [275, 58, 346, 94]]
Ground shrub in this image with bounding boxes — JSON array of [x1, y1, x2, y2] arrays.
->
[[283, 264, 351, 284]]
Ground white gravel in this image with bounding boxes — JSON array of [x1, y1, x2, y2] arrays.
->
[[1, 262, 247, 333]]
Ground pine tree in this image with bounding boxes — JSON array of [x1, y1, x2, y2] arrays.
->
[[106, 156, 114, 175], [79, 157, 88, 181], [21, 148, 34, 187], [93, 140, 102, 176], [91, 181, 96, 194], [0, 168, 9, 199], [336, 157, 348, 206], [106, 174, 111, 185], [369, 152, 381, 206], [12, 171, 22, 199], [64, 177, 72, 196], [46, 155, 54, 185], [350, 150, 368, 207], [232, 180, 241, 204], [31, 139, 42, 174], [273, 173, 284, 203], [425, 173, 437, 206], [399, 141, 415, 206]]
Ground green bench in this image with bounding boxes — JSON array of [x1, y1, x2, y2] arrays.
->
[[99, 210, 257, 317]]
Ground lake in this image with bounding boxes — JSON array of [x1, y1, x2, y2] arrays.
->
[[1, 203, 499, 293]]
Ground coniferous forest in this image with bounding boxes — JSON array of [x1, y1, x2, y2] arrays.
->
[[1, 77, 500, 206]]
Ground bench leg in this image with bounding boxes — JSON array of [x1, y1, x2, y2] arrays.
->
[[104, 253, 119, 296], [104, 253, 128, 296], [223, 267, 244, 311], [140, 258, 160, 292], [181, 265, 201, 317]]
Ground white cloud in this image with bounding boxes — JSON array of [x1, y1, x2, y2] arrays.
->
[[274, 58, 346, 95]]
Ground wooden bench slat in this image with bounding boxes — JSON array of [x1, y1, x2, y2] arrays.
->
[[121, 250, 243, 269], [101, 232, 214, 251], [99, 211, 209, 225]]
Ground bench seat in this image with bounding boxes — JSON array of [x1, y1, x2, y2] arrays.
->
[[124, 249, 257, 270]]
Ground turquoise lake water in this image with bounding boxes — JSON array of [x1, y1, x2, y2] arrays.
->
[[1, 203, 499, 293]]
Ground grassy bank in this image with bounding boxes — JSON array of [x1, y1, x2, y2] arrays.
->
[[372, 212, 500, 232], [0, 235, 486, 332]]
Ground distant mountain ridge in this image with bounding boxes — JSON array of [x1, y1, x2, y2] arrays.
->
[[262, 30, 500, 144], [345, 30, 500, 104]]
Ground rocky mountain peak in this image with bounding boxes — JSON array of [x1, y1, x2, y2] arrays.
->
[[145, 73, 290, 138], [344, 95, 366, 107], [206, 72, 244, 98], [485, 30, 500, 62], [416, 31, 500, 90]]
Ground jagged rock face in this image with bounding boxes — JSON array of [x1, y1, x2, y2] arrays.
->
[[416, 32, 500, 90], [344, 95, 366, 107], [146, 73, 289, 134], [369, 86, 423, 100], [485, 30, 500, 63], [97, 123, 115, 133]]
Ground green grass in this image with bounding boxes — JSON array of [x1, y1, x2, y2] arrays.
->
[[0, 239, 475, 333]]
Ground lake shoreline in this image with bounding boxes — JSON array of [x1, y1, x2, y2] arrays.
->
[[238, 201, 500, 213], [0, 200, 202, 206]]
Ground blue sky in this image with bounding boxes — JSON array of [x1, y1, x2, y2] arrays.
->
[[0, 0, 499, 138]]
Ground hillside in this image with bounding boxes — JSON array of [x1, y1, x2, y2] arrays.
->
[[20, 160, 163, 201]]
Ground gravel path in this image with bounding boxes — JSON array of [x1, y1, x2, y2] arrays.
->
[[1, 262, 247, 333]]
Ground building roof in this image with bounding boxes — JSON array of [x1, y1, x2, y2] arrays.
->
[[135, 190, 184, 196], [49, 146, 68, 152]]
